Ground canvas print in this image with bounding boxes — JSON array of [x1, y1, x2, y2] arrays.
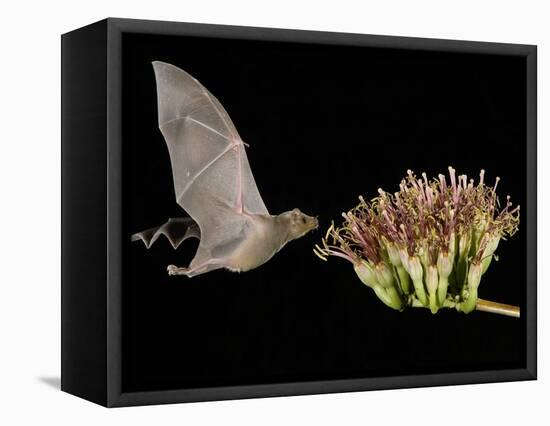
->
[[122, 32, 527, 392]]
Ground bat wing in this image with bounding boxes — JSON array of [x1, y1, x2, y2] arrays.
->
[[131, 217, 200, 249], [153, 61, 269, 273]]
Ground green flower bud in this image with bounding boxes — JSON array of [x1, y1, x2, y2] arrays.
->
[[403, 254, 428, 306], [426, 265, 438, 294], [426, 265, 439, 313], [375, 262, 395, 289], [467, 261, 483, 291], [418, 242, 430, 270], [437, 251, 453, 306], [406, 255, 423, 283], [471, 218, 488, 257], [482, 233, 501, 258], [384, 240, 402, 267], [437, 251, 453, 279], [398, 248, 410, 271], [461, 262, 483, 314], [354, 260, 377, 288]]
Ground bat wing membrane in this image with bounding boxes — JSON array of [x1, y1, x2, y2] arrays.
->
[[152, 61, 269, 271]]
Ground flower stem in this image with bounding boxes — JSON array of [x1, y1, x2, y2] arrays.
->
[[476, 298, 520, 318], [410, 297, 519, 317]]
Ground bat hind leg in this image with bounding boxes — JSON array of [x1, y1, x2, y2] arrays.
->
[[166, 258, 227, 277], [166, 265, 191, 276]]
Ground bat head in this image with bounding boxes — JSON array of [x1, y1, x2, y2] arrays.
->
[[281, 208, 319, 241]]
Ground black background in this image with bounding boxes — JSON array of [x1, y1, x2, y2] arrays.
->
[[122, 32, 527, 392]]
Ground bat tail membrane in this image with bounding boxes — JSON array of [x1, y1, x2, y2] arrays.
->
[[131, 217, 201, 249]]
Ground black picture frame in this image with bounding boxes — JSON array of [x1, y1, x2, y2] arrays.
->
[[61, 17, 537, 407]]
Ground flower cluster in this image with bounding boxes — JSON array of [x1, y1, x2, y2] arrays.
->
[[314, 168, 520, 313]]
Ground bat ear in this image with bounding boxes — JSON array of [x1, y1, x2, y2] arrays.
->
[[292, 208, 302, 215]]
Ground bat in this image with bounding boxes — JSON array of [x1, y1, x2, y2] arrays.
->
[[132, 62, 318, 277]]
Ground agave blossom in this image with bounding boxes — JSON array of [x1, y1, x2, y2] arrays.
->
[[314, 167, 520, 316]]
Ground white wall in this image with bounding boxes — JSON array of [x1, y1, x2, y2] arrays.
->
[[0, 0, 547, 424]]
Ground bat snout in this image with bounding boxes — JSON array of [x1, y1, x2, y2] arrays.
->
[[282, 209, 318, 239], [301, 214, 319, 233], [309, 216, 319, 231]]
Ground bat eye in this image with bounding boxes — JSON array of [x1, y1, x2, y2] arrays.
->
[[301, 217, 307, 224]]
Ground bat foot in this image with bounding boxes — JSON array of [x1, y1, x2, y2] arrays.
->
[[167, 264, 189, 276]]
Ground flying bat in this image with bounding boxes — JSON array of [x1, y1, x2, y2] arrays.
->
[[132, 62, 318, 277]]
